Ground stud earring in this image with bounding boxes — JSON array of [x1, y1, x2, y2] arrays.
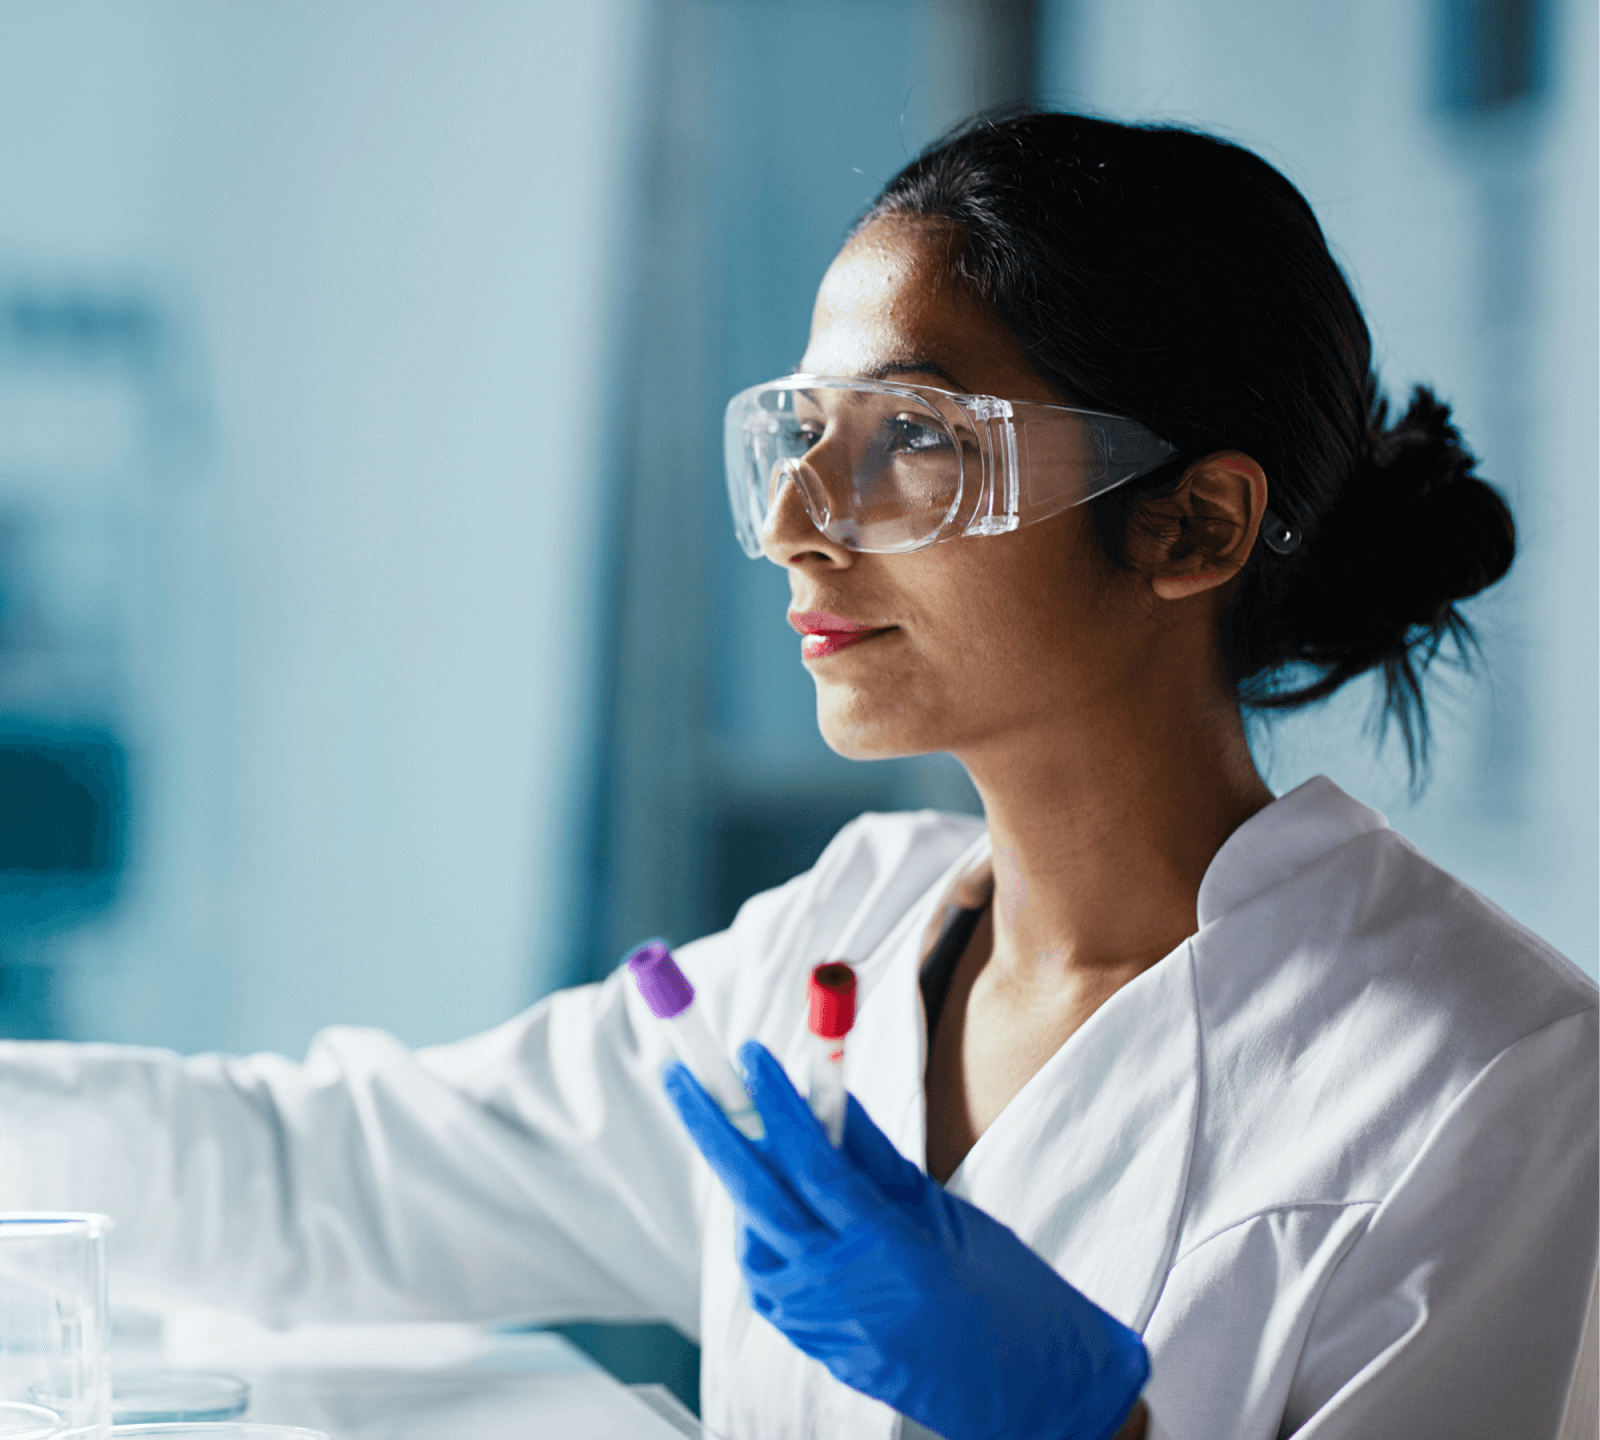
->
[[1260, 509, 1301, 555]]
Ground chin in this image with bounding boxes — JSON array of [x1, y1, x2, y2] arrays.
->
[[815, 689, 943, 762]]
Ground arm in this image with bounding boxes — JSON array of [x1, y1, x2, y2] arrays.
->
[[0, 811, 975, 1331], [0, 961, 711, 1331]]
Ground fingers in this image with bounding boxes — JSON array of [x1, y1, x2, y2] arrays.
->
[[737, 1043, 928, 1213], [739, 1042, 891, 1233], [841, 1094, 930, 1209], [738, 1222, 786, 1277], [661, 1062, 822, 1257], [665, 1042, 923, 1262], [738, 1040, 830, 1140]]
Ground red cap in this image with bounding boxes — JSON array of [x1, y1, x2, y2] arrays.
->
[[809, 962, 857, 1039]]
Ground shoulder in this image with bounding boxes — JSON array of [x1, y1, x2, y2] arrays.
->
[[1369, 825, 1595, 1006], [1251, 820, 1595, 1051], [1198, 779, 1593, 1055], [1187, 780, 1595, 1215]]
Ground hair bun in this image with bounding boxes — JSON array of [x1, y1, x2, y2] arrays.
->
[[1351, 386, 1515, 628]]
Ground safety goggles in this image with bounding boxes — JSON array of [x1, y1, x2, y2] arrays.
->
[[723, 374, 1178, 557]]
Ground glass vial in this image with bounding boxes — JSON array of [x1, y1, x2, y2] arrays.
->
[[627, 941, 764, 1140], [807, 962, 857, 1146]]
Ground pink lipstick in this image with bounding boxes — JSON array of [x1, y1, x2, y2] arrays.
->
[[788, 611, 895, 660]]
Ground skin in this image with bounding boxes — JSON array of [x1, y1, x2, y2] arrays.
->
[[765, 217, 1278, 1440]]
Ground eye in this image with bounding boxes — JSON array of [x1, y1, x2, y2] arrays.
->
[[886, 414, 950, 454], [795, 421, 825, 451]]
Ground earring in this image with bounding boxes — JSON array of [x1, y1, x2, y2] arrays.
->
[[1260, 509, 1301, 555]]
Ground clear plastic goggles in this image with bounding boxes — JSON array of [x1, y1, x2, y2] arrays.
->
[[723, 374, 1178, 557]]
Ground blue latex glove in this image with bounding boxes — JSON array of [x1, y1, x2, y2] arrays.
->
[[663, 1040, 1149, 1440]]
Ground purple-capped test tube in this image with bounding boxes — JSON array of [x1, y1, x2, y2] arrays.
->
[[627, 941, 764, 1139]]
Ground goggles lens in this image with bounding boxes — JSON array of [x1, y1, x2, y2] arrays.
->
[[723, 375, 1176, 557], [726, 379, 969, 556]]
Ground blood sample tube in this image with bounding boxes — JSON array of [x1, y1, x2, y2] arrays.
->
[[808, 962, 857, 1146], [627, 940, 764, 1140]]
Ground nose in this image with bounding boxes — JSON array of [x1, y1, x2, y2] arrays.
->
[[759, 460, 856, 569]]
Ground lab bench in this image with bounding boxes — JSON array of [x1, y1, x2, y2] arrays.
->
[[113, 1310, 703, 1439]]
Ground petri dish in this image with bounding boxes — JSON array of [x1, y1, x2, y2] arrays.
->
[[0, 1403, 61, 1440], [113, 1372, 250, 1424], [54, 1427, 329, 1439]]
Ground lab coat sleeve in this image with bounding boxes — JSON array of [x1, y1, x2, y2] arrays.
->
[[1282, 1007, 1599, 1438], [0, 945, 738, 1334]]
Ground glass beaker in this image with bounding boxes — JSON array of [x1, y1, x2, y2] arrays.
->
[[0, 1214, 112, 1433]]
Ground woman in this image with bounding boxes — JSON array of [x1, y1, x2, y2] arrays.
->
[[2, 114, 1594, 1440]]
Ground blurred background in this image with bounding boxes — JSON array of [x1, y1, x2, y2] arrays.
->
[[0, 0, 1594, 1409]]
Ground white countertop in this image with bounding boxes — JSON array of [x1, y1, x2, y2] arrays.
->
[[113, 1309, 703, 1439]]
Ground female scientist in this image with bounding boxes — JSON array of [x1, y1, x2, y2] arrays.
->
[[2, 114, 1595, 1440]]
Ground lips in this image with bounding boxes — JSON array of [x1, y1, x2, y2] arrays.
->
[[788, 610, 896, 660]]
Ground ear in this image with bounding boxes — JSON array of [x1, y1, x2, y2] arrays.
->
[[1137, 451, 1270, 602]]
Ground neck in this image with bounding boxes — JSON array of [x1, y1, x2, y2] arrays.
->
[[957, 690, 1271, 995]]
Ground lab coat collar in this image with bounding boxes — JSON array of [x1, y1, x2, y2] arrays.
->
[[1196, 775, 1387, 929], [847, 828, 993, 1169]]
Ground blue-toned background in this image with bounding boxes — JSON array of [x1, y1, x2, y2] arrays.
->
[[1, 0, 1594, 1407]]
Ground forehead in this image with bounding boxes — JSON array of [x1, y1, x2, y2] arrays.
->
[[800, 217, 1052, 400]]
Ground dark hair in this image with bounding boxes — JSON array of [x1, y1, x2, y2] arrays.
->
[[859, 112, 1515, 769]]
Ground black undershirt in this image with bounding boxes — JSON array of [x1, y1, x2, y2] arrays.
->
[[919, 903, 987, 1051]]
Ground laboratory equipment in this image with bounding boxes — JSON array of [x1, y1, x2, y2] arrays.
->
[[626, 941, 763, 1139], [0, 1402, 60, 1439], [111, 1374, 248, 1424], [0, 1214, 111, 1432], [666, 1040, 1150, 1440], [724, 374, 1176, 557], [807, 963, 856, 1147], [34, 1371, 249, 1424]]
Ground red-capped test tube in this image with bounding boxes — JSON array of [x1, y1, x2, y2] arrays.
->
[[808, 962, 857, 1146]]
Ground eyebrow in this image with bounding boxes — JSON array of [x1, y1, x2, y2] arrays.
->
[[795, 356, 971, 392]]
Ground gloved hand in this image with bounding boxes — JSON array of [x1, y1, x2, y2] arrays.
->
[[663, 1040, 1149, 1440]]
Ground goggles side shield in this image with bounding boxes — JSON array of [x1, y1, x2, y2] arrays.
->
[[723, 375, 1178, 558]]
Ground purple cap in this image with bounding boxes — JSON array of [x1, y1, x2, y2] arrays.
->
[[626, 940, 694, 1019]]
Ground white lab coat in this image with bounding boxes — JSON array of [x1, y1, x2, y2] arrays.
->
[[1, 777, 1594, 1440]]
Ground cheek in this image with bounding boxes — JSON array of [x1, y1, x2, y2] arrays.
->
[[925, 526, 1119, 689], [812, 524, 1132, 756]]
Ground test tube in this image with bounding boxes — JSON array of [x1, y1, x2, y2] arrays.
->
[[807, 962, 857, 1146], [627, 941, 764, 1140]]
